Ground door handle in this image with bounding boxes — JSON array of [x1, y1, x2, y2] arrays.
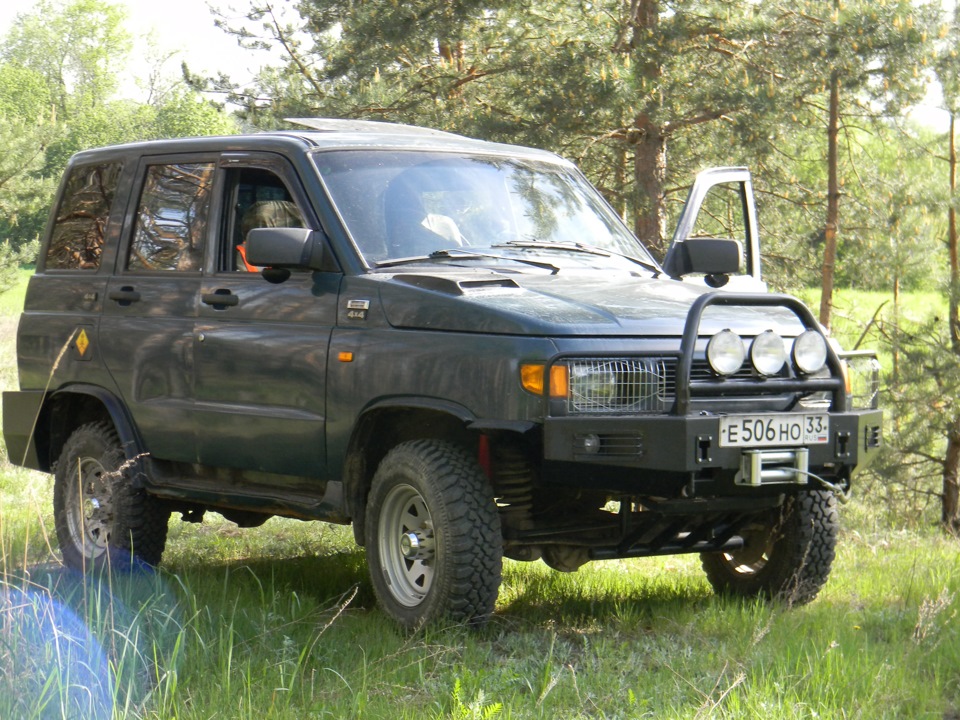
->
[[202, 290, 240, 308], [108, 286, 141, 305]]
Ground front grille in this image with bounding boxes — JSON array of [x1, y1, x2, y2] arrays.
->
[[561, 354, 813, 416], [690, 359, 789, 381], [567, 358, 676, 414]]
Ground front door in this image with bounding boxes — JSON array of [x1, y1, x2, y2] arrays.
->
[[662, 167, 766, 291], [192, 154, 339, 478]]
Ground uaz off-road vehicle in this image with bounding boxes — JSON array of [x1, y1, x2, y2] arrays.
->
[[2, 119, 882, 627]]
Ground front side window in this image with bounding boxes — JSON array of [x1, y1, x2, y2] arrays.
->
[[686, 181, 748, 244], [46, 162, 123, 270], [221, 167, 305, 272], [128, 162, 215, 272]]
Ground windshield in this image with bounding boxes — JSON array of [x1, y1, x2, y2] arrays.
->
[[311, 150, 658, 270]]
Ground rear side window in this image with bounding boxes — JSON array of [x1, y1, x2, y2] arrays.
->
[[45, 162, 123, 270], [128, 162, 215, 272]]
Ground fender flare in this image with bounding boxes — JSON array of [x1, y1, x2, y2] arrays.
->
[[341, 396, 537, 544], [49, 384, 151, 488]]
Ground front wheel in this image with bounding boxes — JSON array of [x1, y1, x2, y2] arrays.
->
[[700, 490, 838, 605], [53, 422, 169, 571], [365, 440, 502, 628]]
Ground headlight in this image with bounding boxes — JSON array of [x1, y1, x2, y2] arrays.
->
[[706, 329, 745, 376], [750, 330, 786, 376], [570, 365, 617, 404], [844, 353, 881, 410], [793, 330, 828, 374]]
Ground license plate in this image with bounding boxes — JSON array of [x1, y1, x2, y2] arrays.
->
[[719, 414, 829, 447]]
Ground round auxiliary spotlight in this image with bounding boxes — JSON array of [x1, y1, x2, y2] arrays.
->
[[706, 329, 746, 376], [750, 330, 787, 376], [793, 330, 829, 375]]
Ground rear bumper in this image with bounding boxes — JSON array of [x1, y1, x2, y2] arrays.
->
[[2, 390, 45, 470]]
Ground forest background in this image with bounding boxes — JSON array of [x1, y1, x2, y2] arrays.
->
[[0, 0, 959, 527]]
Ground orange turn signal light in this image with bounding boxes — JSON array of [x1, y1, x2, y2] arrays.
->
[[520, 363, 568, 397], [840, 359, 851, 396]]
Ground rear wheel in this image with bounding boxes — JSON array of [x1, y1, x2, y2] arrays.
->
[[365, 440, 502, 628], [700, 490, 838, 605], [53, 422, 169, 571]]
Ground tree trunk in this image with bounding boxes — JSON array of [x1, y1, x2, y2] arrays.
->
[[943, 414, 960, 531], [632, 114, 668, 255], [819, 68, 840, 330], [949, 113, 959, 354], [626, 0, 668, 255], [892, 275, 900, 390], [945, 114, 960, 532]]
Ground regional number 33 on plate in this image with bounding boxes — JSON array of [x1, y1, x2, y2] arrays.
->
[[719, 414, 829, 447]]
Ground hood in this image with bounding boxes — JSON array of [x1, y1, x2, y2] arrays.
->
[[376, 269, 807, 337]]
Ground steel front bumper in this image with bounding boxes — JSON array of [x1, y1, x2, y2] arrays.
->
[[543, 409, 883, 476]]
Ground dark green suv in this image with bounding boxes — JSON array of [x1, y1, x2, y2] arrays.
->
[[2, 119, 882, 627]]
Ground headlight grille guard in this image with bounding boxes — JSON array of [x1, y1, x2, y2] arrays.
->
[[674, 293, 847, 415], [543, 292, 849, 417]]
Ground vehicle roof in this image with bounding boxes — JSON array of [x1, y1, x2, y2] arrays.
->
[[66, 118, 568, 166]]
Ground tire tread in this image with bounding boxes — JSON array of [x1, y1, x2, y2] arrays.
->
[[53, 422, 169, 571], [701, 489, 837, 605], [366, 439, 502, 627]]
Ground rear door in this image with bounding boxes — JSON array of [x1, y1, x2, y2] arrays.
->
[[100, 155, 216, 463], [192, 152, 339, 478]]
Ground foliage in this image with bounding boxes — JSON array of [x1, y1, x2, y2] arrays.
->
[[0, 0, 131, 116], [799, 288, 959, 527], [43, 92, 238, 175], [0, 240, 37, 295], [0, 116, 57, 248], [205, 0, 945, 289], [153, 90, 238, 139], [0, 0, 237, 270], [855, 313, 960, 526], [211, 0, 795, 252], [753, 121, 948, 293], [0, 63, 51, 121]]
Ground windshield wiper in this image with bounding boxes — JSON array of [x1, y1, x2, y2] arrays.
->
[[493, 240, 661, 276], [375, 248, 560, 274], [375, 249, 480, 268]]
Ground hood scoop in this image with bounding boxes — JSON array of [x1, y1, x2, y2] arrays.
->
[[393, 273, 520, 296]]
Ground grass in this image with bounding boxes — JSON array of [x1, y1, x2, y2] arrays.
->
[[1, 272, 959, 718], [0, 266, 31, 315], [793, 287, 940, 348]]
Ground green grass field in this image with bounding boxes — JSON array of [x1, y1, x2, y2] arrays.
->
[[1, 273, 958, 719], [0, 267, 31, 315]]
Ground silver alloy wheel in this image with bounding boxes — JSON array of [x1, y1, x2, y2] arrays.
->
[[63, 456, 114, 560], [377, 483, 436, 607], [701, 491, 838, 605], [718, 522, 772, 575]]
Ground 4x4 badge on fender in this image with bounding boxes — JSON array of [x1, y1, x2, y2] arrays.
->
[[346, 299, 370, 321]]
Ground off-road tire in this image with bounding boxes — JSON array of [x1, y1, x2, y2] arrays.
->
[[365, 439, 502, 628], [53, 422, 169, 571], [700, 490, 838, 605]]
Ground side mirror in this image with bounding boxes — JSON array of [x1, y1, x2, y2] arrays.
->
[[662, 237, 741, 281], [245, 227, 327, 271]]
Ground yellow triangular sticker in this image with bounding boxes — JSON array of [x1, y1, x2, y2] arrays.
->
[[76, 329, 89, 357]]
